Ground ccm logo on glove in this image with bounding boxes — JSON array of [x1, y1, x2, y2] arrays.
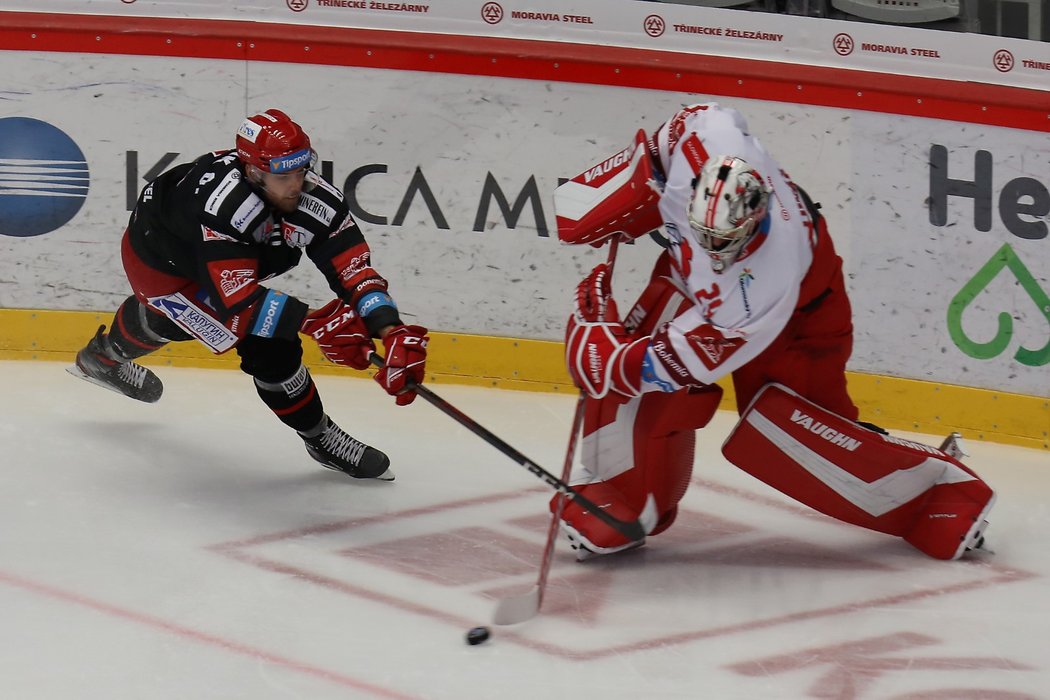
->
[[375, 325, 429, 406], [301, 299, 376, 371]]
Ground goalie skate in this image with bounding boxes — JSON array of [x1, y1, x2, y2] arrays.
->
[[301, 415, 394, 481], [936, 432, 991, 554], [938, 431, 969, 460], [67, 325, 163, 403]]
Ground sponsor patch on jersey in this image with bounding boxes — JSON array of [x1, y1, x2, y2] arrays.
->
[[666, 104, 708, 155], [680, 133, 709, 175], [738, 268, 755, 319], [353, 277, 387, 296], [333, 244, 372, 283], [281, 220, 314, 248], [650, 337, 694, 384], [207, 259, 257, 305], [298, 193, 336, 226], [219, 268, 256, 299], [685, 324, 746, 370], [205, 169, 241, 217], [147, 292, 238, 354], [201, 225, 237, 243], [231, 194, 265, 233]]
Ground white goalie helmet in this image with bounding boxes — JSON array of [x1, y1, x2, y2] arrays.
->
[[686, 155, 771, 271]]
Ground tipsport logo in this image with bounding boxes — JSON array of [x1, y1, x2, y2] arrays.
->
[[0, 118, 89, 237], [929, 145, 1049, 367]]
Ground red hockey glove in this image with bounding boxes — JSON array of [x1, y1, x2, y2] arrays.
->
[[300, 299, 375, 371], [566, 265, 648, 399], [375, 325, 429, 406], [575, 263, 620, 323]]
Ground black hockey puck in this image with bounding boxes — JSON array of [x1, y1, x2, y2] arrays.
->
[[466, 626, 491, 645]]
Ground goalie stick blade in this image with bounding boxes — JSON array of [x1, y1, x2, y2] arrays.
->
[[492, 587, 541, 626]]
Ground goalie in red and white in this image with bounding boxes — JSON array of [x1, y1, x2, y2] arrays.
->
[[554, 102, 994, 561]]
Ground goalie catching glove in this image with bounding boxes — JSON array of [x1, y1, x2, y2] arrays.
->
[[375, 325, 429, 406], [565, 263, 649, 399], [301, 299, 375, 371]]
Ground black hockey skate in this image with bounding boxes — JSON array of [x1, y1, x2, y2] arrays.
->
[[301, 415, 393, 481], [67, 325, 163, 403]]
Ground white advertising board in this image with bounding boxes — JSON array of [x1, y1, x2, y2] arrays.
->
[[5, 0, 1050, 91], [0, 50, 1046, 395]]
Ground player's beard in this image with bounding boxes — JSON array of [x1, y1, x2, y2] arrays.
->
[[260, 188, 300, 214], [272, 194, 300, 214]]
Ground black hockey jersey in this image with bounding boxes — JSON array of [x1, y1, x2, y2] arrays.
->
[[126, 150, 401, 340]]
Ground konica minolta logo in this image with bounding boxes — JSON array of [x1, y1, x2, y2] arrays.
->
[[0, 117, 89, 237]]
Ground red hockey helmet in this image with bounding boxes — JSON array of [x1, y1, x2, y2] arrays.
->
[[235, 109, 315, 174]]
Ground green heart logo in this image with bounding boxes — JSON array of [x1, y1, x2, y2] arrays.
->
[[947, 243, 1050, 367]]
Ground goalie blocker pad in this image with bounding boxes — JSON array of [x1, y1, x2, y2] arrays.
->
[[554, 129, 665, 247], [722, 384, 994, 560]]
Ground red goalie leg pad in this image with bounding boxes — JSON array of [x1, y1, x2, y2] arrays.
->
[[555, 386, 723, 551], [618, 387, 722, 531], [903, 476, 995, 560], [722, 384, 995, 558]]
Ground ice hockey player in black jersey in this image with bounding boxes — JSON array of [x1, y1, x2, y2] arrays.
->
[[68, 108, 429, 481]]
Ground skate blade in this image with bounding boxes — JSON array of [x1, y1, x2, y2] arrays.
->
[[317, 461, 396, 481], [66, 364, 128, 398], [66, 363, 161, 403]]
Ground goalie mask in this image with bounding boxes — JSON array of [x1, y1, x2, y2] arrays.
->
[[235, 109, 317, 175], [686, 155, 770, 272]]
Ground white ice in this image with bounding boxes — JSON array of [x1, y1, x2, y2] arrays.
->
[[1, 361, 1048, 699]]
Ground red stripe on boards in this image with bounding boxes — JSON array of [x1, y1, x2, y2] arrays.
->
[[0, 11, 1046, 131]]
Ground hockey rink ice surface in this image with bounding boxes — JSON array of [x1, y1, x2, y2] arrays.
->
[[2, 360, 1048, 700]]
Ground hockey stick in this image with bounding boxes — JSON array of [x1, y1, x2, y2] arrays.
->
[[492, 237, 622, 625], [368, 345, 645, 544], [492, 393, 584, 625]]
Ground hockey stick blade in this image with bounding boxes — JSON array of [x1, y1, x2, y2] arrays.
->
[[369, 354, 646, 542], [492, 587, 541, 626]]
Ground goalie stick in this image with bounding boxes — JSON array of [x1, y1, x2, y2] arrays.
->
[[493, 237, 622, 625]]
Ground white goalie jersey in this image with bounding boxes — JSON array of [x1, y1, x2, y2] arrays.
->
[[639, 103, 822, 392]]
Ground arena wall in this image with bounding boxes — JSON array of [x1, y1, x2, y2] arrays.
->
[[0, 5, 1047, 449]]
